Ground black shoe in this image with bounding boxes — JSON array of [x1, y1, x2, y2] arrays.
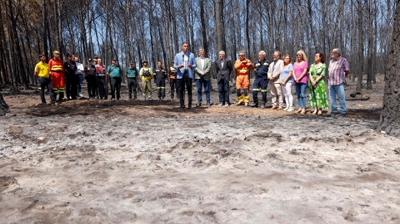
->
[[196, 103, 201, 107], [341, 113, 346, 117]]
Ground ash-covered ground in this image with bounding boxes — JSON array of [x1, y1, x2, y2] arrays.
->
[[1, 75, 399, 223]]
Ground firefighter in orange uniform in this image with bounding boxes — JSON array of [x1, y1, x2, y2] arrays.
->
[[234, 50, 254, 106], [48, 50, 65, 101]]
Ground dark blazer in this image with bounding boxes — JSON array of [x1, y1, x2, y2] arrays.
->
[[215, 59, 232, 82]]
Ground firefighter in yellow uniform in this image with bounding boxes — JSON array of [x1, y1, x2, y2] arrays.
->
[[139, 60, 154, 100], [35, 54, 57, 105]]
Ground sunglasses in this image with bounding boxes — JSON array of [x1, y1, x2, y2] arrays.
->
[[239, 55, 245, 57], [296, 54, 302, 57]]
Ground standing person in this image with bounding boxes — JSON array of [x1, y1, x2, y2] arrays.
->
[[328, 48, 350, 116], [126, 61, 138, 100], [34, 54, 57, 105], [154, 60, 168, 100], [168, 61, 178, 100], [139, 60, 154, 100], [215, 50, 233, 107], [293, 50, 309, 114], [64, 53, 78, 100], [280, 54, 294, 111], [84, 58, 97, 99], [95, 58, 108, 100], [75, 56, 84, 98], [250, 51, 270, 109], [267, 51, 284, 110], [106, 59, 122, 100], [309, 52, 329, 115], [92, 56, 99, 98], [174, 42, 197, 109], [194, 48, 212, 108], [48, 50, 64, 101], [93, 56, 98, 66], [234, 50, 254, 106]]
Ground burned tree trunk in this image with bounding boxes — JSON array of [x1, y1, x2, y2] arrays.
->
[[378, 0, 400, 136], [0, 91, 10, 116]]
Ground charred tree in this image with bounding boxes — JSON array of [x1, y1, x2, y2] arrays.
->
[[378, 0, 400, 136]]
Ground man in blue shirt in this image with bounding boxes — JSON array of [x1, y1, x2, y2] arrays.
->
[[125, 61, 138, 100], [106, 59, 122, 100], [174, 42, 197, 109]]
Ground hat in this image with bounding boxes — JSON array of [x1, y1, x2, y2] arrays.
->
[[53, 50, 60, 54], [66, 53, 72, 57], [142, 60, 148, 64], [129, 61, 135, 64], [88, 58, 92, 61]]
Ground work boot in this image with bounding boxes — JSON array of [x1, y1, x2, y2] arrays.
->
[[58, 93, 64, 102]]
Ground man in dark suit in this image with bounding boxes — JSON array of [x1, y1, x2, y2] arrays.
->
[[215, 50, 233, 107]]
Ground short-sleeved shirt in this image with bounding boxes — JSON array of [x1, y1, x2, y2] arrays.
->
[[107, 65, 122, 78], [126, 67, 138, 78], [293, 61, 309, 84], [328, 57, 349, 86], [281, 64, 293, 83], [35, 61, 50, 78]]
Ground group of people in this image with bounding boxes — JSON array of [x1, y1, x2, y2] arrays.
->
[[34, 42, 349, 116]]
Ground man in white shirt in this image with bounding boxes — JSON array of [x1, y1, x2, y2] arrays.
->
[[267, 51, 284, 110], [75, 56, 85, 98], [194, 49, 212, 108]]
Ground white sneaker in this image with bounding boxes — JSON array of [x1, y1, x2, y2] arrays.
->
[[244, 103, 249, 107], [79, 93, 83, 98], [287, 107, 295, 112], [283, 107, 289, 111]]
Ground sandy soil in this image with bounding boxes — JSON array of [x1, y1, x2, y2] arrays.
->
[[1, 74, 400, 224]]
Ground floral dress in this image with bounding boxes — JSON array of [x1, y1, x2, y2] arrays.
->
[[308, 63, 329, 109]]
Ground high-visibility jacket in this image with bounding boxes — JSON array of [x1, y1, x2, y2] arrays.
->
[[48, 58, 64, 73], [169, 66, 177, 79], [154, 68, 167, 80], [234, 59, 253, 76], [254, 59, 270, 78], [139, 67, 154, 81]]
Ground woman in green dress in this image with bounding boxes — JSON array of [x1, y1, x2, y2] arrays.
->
[[308, 52, 329, 115]]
